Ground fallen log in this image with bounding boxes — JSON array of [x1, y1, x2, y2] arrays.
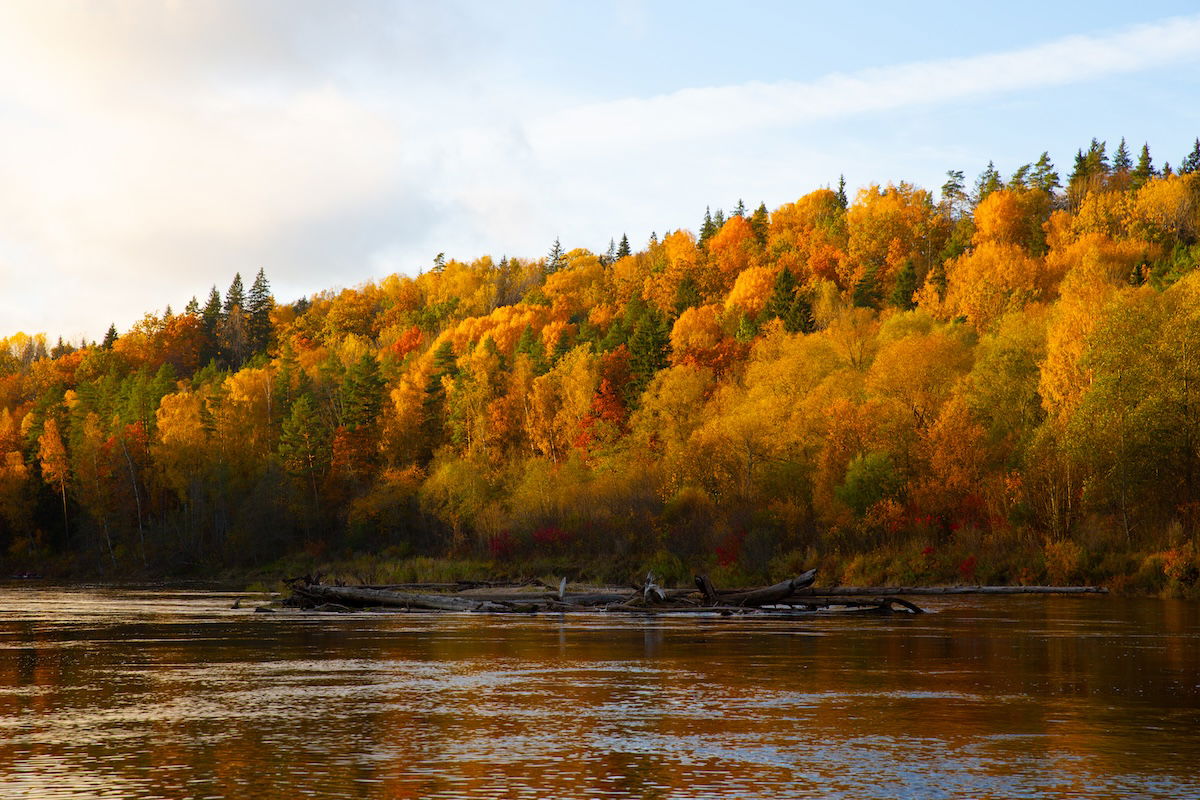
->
[[293, 584, 512, 612], [795, 584, 1107, 596], [695, 569, 818, 607]]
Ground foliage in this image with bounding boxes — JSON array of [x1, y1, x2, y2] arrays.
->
[[4, 137, 1200, 591]]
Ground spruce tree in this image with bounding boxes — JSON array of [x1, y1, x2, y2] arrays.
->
[[699, 206, 716, 244], [102, 324, 118, 350], [546, 238, 565, 273], [1085, 138, 1109, 175], [733, 199, 746, 218], [836, 175, 848, 209], [617, 234, 631, 259], [201, 286, 222, 364], [184, 296, 200, 315], [223, 273, 244, 316], [1181, 138, 1200, 175], [1133, 143, 1155, 188], [246, 268, 273, 354], [765, 267, 798, 321], [627, 310, 670, 404], [1113, 137, 1132, 172]]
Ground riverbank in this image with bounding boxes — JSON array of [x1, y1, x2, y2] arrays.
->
[[5, 535, 1197, 599]]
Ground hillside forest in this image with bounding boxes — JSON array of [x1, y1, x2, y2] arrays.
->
[[3, 137, 1200, 592]]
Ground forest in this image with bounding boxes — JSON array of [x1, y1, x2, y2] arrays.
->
[[3, 136, 1200, 593]]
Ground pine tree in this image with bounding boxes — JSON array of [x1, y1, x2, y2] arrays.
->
[[733, 199, 747, 218], [941, 170, 967, 218], [340, 354, 385, 431], [617, 234, 631, 259], [1133, 143, 1155, 188], [1008, 164, 1031, 189], [973, 161, 1004, 205], [432, 252, 446, 272], [546, 238, 565, 273], [1113, 137, 1132, 172], [1031, 152, 1061, 195], [1181, 138, 1200, 175], [278, 394, 330, 505], [184, 296, 200, 315], [102, 324, 118, 350], [246, 268, 273, 355]]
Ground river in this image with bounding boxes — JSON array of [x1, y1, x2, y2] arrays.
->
[[0, 587, 1196, 799]]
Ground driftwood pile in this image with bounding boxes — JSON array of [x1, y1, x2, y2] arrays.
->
[[283, 569, 929, 616]]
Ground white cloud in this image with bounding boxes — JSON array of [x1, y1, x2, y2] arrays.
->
[[528, 14, 1200, 152], [1, 5, 1198, 342]]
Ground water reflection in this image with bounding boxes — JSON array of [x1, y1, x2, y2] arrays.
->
[[0, 589, 1197, 799]]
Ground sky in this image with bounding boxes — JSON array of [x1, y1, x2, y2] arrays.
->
[[1, 1, 1199, 343]]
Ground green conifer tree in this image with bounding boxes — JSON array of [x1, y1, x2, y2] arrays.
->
[[1133, 143, 1155, 188], [1031, 152, 1060, 195], [674, 275, 702, 315], [246, 268, 273, 355], [1181, 138, 1200, 175], [889, 260, 919, 310], [1113, 137, 1132, 172], [749, 202, 769, 244], [974, 161, 1004, 205], [546, 238, 565, 273]]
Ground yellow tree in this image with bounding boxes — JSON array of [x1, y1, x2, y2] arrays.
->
[[38, 417, 70, 539], [524, 346, 599, 464], [929, 241, 1048, 331], [845, 183, 944, 297], [766, 189, 847, 286]]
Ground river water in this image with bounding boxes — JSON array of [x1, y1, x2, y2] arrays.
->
[[0, 587, 1196, 799]]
